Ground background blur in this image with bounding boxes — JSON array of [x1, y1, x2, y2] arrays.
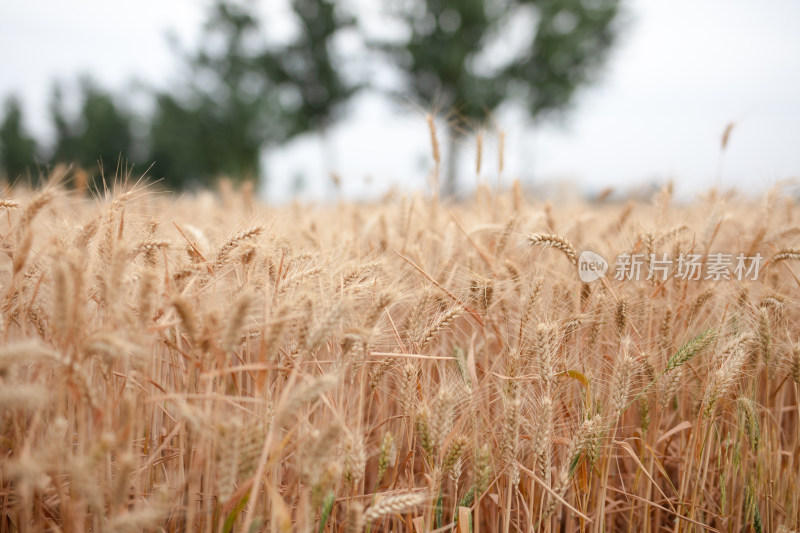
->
[[1, 0, 799, 202]]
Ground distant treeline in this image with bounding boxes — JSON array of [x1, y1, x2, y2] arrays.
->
[[0, 0, 622, 193]]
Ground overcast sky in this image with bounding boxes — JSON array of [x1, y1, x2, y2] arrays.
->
[[1, 0, 799, 202]]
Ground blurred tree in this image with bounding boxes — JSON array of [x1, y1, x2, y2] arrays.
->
[[282, 0, 358, 136], [49, 79, 136, 182], [148, 0, 357, 189], [0, 96, 39, 181], [378, 0, 622, 196]]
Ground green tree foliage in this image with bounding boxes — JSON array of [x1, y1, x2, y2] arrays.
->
[[49, 79, 136, 181], [149, 2, 282, 189], [378, 0, 622, 195], [0, 97, 39, 181], [148, 0, 356, 189]]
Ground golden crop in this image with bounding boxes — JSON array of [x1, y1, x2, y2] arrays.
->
[[1, 172, 799, 532]]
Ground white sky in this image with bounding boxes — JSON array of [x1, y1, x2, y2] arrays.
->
[[1, 0, 799, 202]]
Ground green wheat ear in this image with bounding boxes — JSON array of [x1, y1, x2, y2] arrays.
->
[[452, 346, 471, 386], [317, 491, 335, 533], [666, 329, 717, 371]]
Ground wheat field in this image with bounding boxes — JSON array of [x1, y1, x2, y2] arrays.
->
[[1, 167, 800, 532]]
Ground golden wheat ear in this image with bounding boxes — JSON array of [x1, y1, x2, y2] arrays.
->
[[527, 233, 578, 266]]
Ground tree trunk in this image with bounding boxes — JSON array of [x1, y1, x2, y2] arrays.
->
[[442, 127, 460, 198], [319, 126, 338, 199]]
